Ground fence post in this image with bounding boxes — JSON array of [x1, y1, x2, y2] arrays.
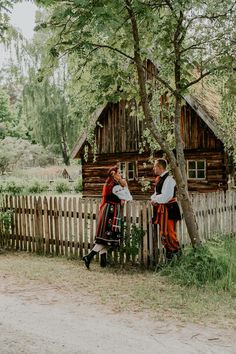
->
[[142, 202, 148, 267], [73, 197, 78, 258], [44, 197, 50, 255], [78, 198, 83, 259], [54, 197, 59, 256]]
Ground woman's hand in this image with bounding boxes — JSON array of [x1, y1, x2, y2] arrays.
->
[[112, 171, 127, 187]]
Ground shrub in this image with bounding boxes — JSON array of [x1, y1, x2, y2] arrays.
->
[[122, 224, 144, 262], [160, 236, 236, 291], [0, 209, 13, 248], [0, 182, 5, 194], [4, 180, 24, 195], [27, 179, 48, 194], [54, 179, 70, 193], [74, 178, 83, 193]]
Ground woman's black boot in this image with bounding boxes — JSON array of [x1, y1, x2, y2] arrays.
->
[[100, 253, 107, 268], [83, 250, 97, 269]]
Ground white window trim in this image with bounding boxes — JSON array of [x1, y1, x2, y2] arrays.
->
[[187, 159, 206, 180], [119, 161, 136, 181]]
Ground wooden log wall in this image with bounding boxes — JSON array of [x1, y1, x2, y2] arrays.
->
[[185, 150, 227, 192], [181, 104, 223, 150], [81, 152, 159, 198], [95, 100, 144, 154], [1, 191, 236, 267], [82, 149, 228, 197]]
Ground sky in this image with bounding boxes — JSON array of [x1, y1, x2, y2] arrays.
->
[[10, 2, 37, 39], [0, 1, 37, 68]]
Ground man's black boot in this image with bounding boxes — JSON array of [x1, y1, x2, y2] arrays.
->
[[100, 253, 107, 268], [165, 249, 173, 263], [83, 250, 97, 269]]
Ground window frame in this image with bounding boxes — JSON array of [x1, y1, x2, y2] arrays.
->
[[118, 161, 136, 181], [187, 159, 206, 180]]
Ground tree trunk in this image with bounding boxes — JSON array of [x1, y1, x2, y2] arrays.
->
[[61, 139, 70, 166], [125, 0, 201, 247], [174, 94, 187, 185], [60, 115, 70, 166]]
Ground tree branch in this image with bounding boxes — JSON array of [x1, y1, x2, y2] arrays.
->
[[183, 66, 230, 89]]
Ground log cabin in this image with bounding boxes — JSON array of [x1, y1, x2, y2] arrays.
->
[[71, 72, 234, 199]]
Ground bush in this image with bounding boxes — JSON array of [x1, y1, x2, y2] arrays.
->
[[4, 180, 24, 195], [0, 209, 13, 248], [122, 224, 144, 262], [54, 179, 70, 193], [0, 182, 4, 194], [160, 236, 236, 291], [74, 178, 83, 193], [27, 179, 48, 194]]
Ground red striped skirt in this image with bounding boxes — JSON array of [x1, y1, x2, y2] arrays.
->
[[95, 202, 123, 246]]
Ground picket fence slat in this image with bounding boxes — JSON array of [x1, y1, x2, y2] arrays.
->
[[73, 197, 78, 258], [78, 198, 83, 259], [58, 197, 63, 255]]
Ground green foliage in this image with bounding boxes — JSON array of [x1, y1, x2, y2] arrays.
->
[[4, 179, 24, 195], [123, 224, 144, 261], [0, 137, 55, 173], [74, 178, 83, 193], [0, 209, 13, 249], [161, 236, 236, 291], [0, 1, 18, 40], [0, 88, 13, 138], [0, 182, 4, 193], [22, 74, 77, 165], [138, 176, 151, 192], [0, 147, 14, 175], [27, 179, 48, 194], [54, 179, 70, 193]]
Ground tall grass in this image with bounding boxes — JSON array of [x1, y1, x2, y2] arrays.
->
[[160, 235, 236, 293]]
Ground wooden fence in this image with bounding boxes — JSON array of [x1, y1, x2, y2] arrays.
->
[[0, 190, 236, 267]]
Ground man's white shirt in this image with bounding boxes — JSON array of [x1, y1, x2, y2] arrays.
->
[[151, 171, 176, 204]]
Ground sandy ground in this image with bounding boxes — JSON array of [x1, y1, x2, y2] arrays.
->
[[0, 273, 235, 354]]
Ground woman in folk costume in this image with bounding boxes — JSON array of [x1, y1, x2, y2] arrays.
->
[[83, 165, 132, 269], [151, 158, 182, 261]]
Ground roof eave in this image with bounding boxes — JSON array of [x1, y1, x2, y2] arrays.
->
[[71, 104, 108, 159], [184, 94, 221, 138]]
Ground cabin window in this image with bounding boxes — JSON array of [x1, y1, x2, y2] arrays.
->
[[187, 160, 206, 180], [119, 162, 126, 179], [128, 162, 135, 180], [119, 161, 136, 181]]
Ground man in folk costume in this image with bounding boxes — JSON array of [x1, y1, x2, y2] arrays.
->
[[151, 158, 182, 261], [83, 165, 132, 269]]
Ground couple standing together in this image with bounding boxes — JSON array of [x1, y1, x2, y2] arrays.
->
[[83, 158, 181, 269]]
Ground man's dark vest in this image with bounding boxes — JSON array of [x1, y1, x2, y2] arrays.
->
[[155, 172, 170, 195], [155, 172, 181, 220]]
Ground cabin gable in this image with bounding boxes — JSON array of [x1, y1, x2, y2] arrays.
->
[[95, 101, 144, 154], [181, 103, 223, 151]]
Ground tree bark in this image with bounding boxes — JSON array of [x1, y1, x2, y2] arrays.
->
[[173, 11, 188, 186], [125, 0, 201, 247]]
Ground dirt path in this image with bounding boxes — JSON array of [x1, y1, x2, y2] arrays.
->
[[0, 274, 235, 354]]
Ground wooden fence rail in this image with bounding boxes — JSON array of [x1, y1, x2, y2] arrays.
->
[[0, 190, 236, 267]]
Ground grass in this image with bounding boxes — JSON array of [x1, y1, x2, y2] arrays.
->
[[0, 244, 235, 330], [160, 235, 236, 292]]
